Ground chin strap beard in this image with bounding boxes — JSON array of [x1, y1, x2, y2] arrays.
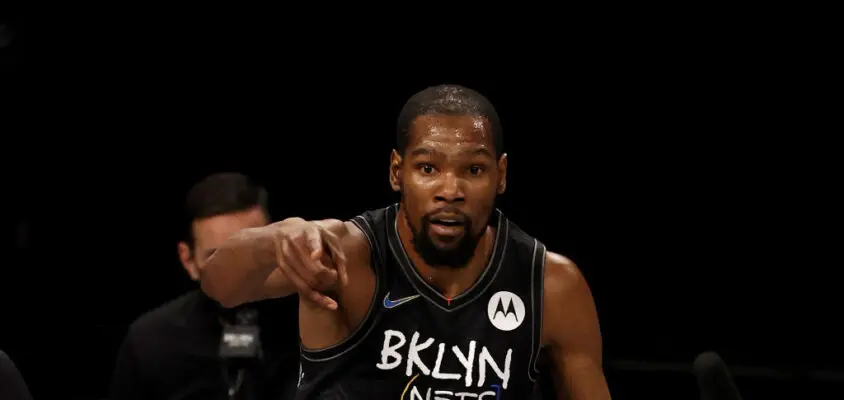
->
[[420, 228, 479, 270], [399, 203, 482, 269], [403, 210, 420, 246]]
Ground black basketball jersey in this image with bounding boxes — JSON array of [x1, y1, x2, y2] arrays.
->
[[296, 204, 548, 400]]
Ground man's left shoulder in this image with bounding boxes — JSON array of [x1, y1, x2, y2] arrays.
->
[[542, 251, 587, 299], [540, 252, 601, 348]]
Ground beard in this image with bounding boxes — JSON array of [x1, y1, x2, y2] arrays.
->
[[405, 209, 483, 269]]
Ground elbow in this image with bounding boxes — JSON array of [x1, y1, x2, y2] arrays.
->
[[201, 278, 243, 309], [216, 297, 243, 309], [197, 229, 264, 308], [200, 273, 231, 307], [198, 261, 243, 308]]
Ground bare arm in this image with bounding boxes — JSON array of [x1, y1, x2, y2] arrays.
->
[[200, 217, 346, 308], [542, 252, 611, 400], [298, 220, 376, 350], [200, 223, 281, 308]]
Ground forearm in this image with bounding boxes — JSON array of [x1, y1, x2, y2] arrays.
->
[[200, 220, 295, 307]]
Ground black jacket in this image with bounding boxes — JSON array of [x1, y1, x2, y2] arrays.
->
[[110, 290, 299, 400], [0, 350, 33, 400]]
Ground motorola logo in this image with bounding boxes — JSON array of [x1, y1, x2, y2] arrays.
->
[[487, 291, 526, 331]]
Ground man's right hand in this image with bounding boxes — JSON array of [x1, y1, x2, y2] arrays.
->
[[270, 218, 349, 310]]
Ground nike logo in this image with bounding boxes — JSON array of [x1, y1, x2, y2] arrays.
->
[[383, 292, 420, 309]]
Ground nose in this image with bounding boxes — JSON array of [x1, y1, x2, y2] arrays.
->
[[434, 172, 465, 204]]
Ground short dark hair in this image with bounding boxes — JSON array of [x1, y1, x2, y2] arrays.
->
[[396, 84, 504, 158], [182, 172, 269, 246]]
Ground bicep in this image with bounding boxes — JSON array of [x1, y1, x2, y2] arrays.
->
[[298, 220, 375, 348], [543, 255, 610, 400], [333, 221, 376, 322]]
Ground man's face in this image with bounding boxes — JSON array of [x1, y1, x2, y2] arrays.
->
[[178, 206, 269, 281], [390, 114, 508, 269]]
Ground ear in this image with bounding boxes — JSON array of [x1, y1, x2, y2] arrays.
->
[[497, 153, 508, 194], [178, 241, 200, 281], [389, 149, 403, 192]]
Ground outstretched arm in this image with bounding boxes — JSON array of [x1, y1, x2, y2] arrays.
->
[[542, 253, 611, 400], [200, 217, 348, 309]]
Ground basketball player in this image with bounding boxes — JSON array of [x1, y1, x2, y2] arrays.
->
[[201, 85, 611, 399]]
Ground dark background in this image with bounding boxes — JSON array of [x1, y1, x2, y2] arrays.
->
[[2, 8, 839, 400]]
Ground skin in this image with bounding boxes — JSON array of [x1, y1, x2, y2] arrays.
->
[[201, 116, 611, 399], [392, 115, 505, 286], [178, 206, 270, 281]]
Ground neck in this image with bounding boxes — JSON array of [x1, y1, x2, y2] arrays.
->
[[397, 205, 495, 299]]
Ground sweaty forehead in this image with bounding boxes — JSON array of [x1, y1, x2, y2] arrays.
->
[[408, 115, 493, 151]]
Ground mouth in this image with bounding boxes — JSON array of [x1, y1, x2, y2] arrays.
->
[[428, 215, 467, 237], [430, 218, 463, 227]]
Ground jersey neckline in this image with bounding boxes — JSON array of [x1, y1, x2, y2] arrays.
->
[[385, 204, 509, 312]]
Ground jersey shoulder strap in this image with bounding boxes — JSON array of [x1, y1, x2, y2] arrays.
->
[[348, 206, 390, 270], [505, 219, 548, 382]]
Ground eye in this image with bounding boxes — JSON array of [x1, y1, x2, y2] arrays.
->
[[468, 165, 484, 175], [418, 163, 435, 174]]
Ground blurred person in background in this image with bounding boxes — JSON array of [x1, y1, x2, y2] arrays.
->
[[0, 349, 33, 400], [110, 172, 300, 400]]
